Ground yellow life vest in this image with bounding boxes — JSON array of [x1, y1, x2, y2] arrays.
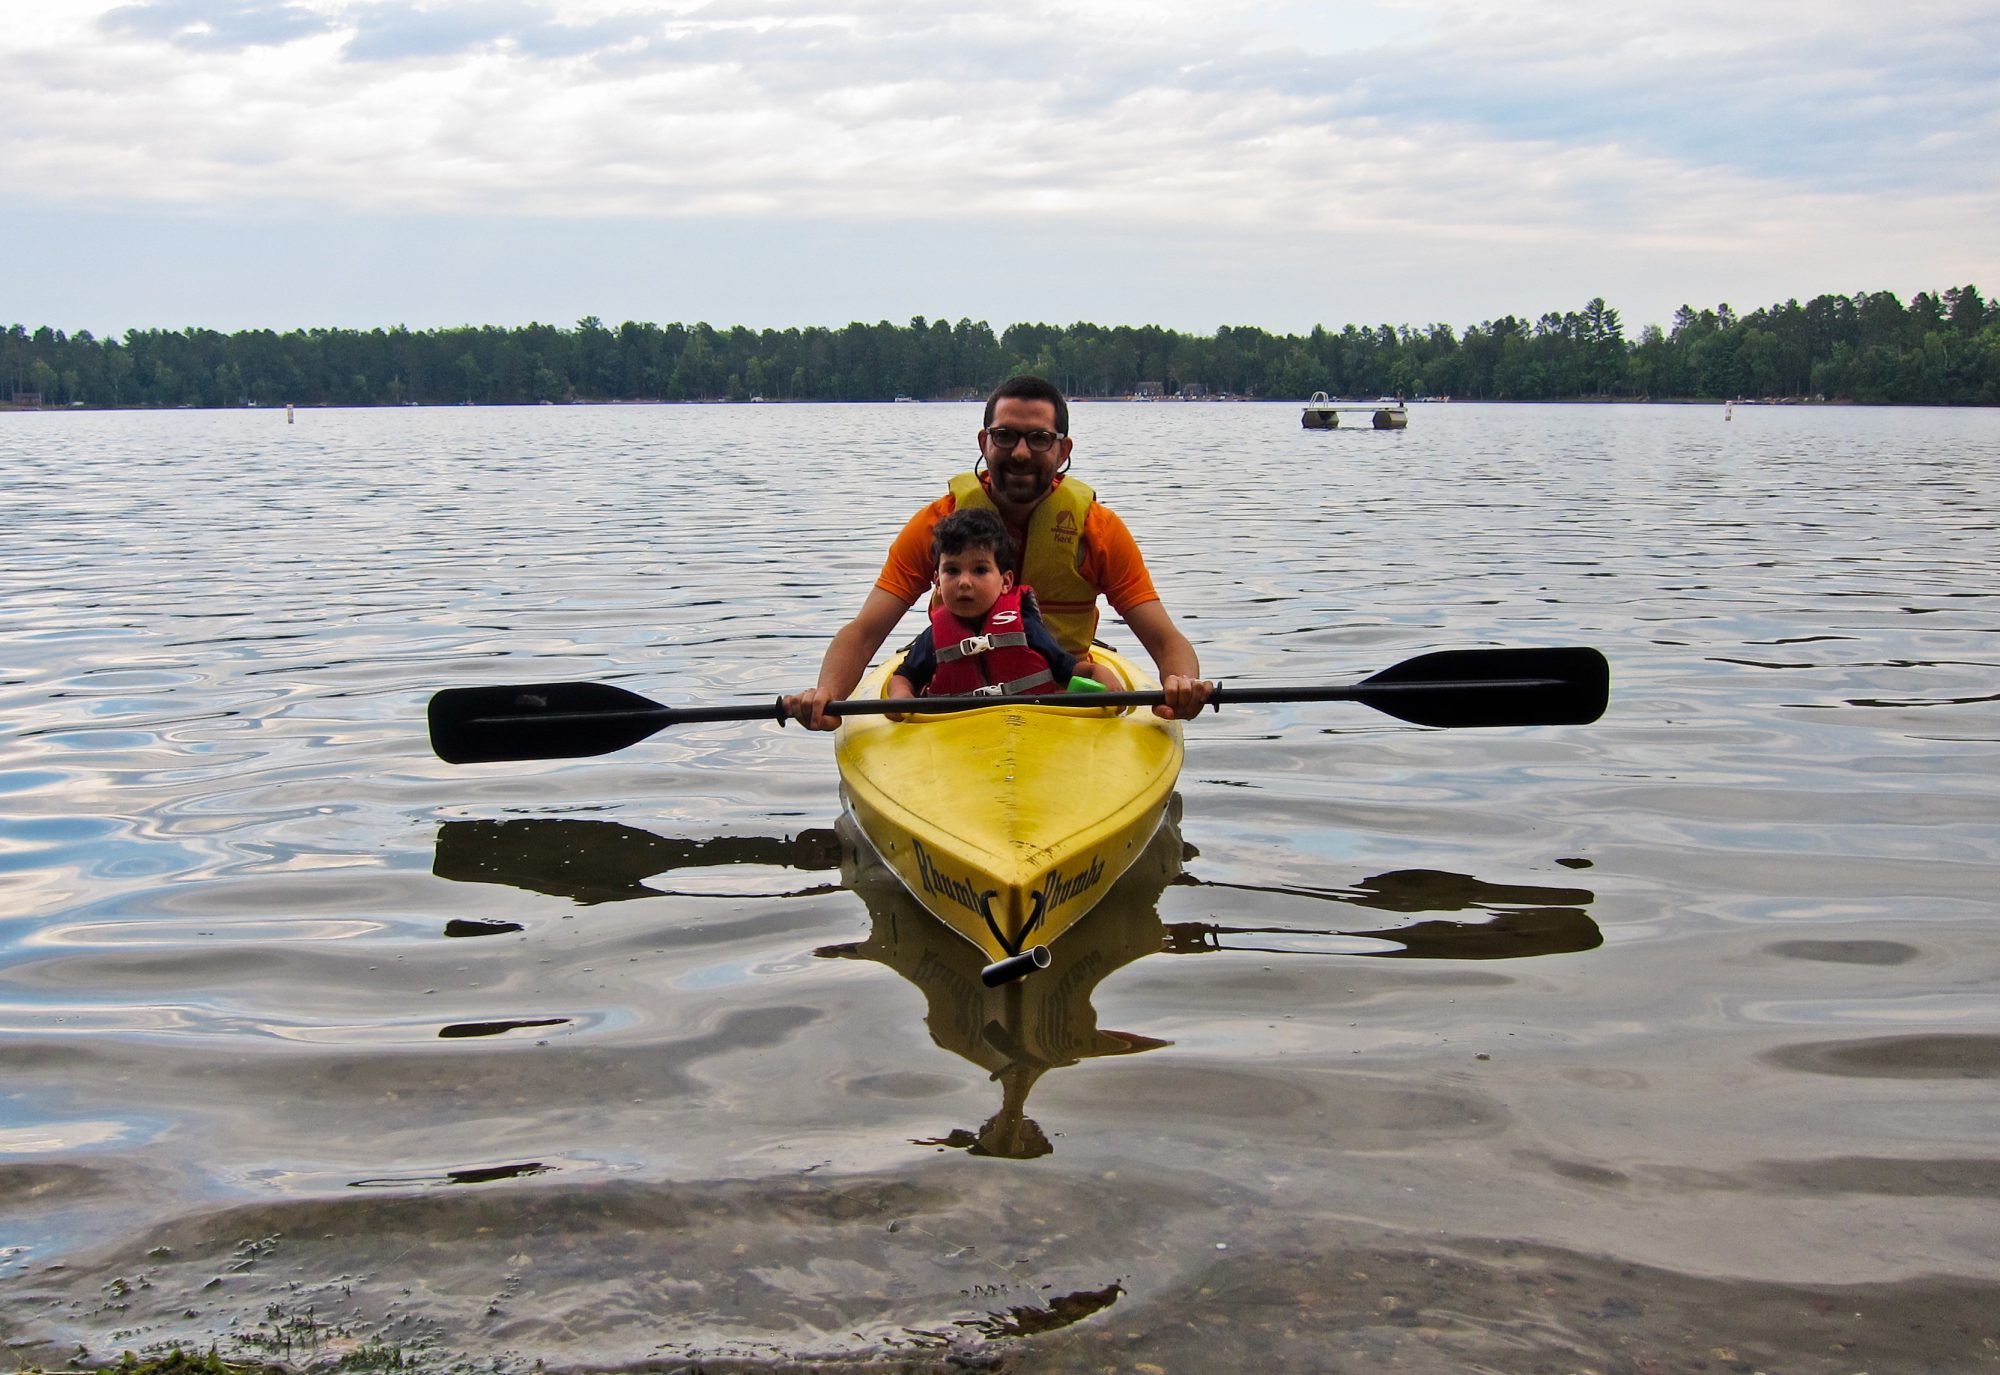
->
[[947, 471, 1100, 656]]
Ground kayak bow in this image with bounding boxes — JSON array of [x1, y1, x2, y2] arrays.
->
[[834, 646, 1182, 983]]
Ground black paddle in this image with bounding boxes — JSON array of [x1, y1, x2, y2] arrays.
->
[[428, 646, 1608, 766]]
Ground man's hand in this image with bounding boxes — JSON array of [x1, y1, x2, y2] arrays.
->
[[781, 688, 843, 731], [1155, 674, 1215, 721], [784, 589, 913, 732], [1124, 601, 1210, 721]]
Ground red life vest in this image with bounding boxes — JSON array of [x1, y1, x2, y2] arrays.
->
[[925, 586, 1059, 697]]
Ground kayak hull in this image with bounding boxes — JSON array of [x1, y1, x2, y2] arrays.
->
[[834, 647, 1184, 964]]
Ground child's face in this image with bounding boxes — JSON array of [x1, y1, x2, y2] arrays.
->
[[935, 544, 1014, 620]]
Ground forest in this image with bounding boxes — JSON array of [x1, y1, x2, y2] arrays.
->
[[4, 287, 1995, 409]]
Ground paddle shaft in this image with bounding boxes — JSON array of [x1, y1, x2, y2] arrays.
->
[[462, 676, 1573, 729], [427, 646, 1609, 763]]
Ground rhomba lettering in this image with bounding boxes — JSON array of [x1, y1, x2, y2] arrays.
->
[[913, 840, 984, 914], [1034, 855, 1105, 912]]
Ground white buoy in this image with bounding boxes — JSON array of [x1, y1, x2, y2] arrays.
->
[[287, 403, 295, 424], [1724, 401, 1732, 421]]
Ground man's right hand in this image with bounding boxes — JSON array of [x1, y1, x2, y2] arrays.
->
[[786, 588, 913, 733], [781, 689, 843, 732]]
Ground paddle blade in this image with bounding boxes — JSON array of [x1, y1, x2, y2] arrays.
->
[[1355, 647, 1609, 728], [428, 680, 674, 765]]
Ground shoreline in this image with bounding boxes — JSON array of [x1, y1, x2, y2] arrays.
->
[[5, 395, 1975, 415]]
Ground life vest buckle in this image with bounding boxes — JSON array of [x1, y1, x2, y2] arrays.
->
[[971, 683, 1006, 696], [956, 634, 994, 658]]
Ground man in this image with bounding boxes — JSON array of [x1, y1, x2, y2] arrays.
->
[[783, 375, 1214, 729]]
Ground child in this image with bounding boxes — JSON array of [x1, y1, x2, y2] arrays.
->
[[888, 508, 1097, 702]]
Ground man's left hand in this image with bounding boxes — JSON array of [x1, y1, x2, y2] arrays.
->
[[1155, 674, 1216, 721]]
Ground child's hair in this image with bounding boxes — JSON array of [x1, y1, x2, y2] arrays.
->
[[930, 507, 1017, 570]]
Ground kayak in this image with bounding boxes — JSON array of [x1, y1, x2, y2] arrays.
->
[[834, 645, 1183, 980]]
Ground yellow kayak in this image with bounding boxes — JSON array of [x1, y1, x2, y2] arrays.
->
[[834, 645, 1183, 979]]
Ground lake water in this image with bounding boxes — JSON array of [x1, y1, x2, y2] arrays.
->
[[2, 400, 1996, 1373]]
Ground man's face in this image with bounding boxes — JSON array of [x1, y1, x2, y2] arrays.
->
[[979, 397, 1072, 508]]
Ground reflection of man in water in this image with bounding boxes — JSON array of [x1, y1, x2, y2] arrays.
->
[[916, 1066, 1054, 1159], [830, 815, 1184, 1160]]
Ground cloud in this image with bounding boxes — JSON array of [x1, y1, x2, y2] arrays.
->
[[335, 1, 545, 60], [332, 0, 676, 62], [2, 0, 1992, 333], [1343, 0, 2000, 192], [30, 0, 1989, 208], [99, 0, 334, 50]]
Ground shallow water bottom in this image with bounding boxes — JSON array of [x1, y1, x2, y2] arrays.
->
[[10, 1176, 1997, 1374]]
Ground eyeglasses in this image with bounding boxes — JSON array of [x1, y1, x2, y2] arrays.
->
[[984, 426, 1062, 454]]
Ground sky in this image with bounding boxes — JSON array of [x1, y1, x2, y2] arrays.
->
[[4, 0, 1996, 339]]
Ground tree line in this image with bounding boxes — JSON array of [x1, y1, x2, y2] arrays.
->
[[5, 286, 1995, 409]]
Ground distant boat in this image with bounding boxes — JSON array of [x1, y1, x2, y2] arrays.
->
[[893, 394, 918, 403], [1301, 391, 1407, 430]]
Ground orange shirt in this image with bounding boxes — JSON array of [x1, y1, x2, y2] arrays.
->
[[874, 477, 1161, 615]]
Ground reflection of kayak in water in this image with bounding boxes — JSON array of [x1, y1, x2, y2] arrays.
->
[[430, 815, 1598, 963], [428, 814, 1598, 1156], [820, 812, 1184, 1158], [821, 824, 1597, 1159], [834, 644, 1182, 983]]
